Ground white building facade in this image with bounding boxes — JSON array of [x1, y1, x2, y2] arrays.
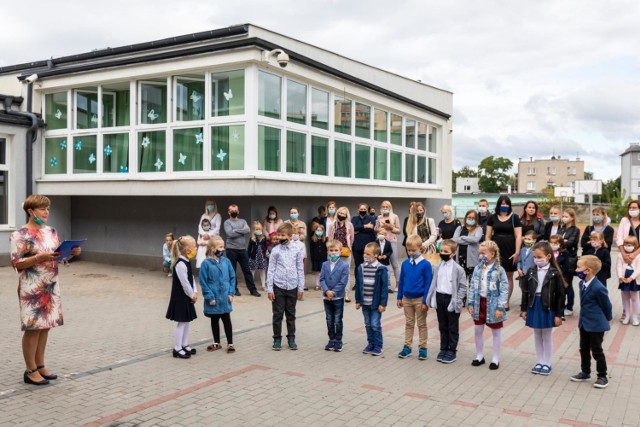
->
[[620, 143, 640, 201]]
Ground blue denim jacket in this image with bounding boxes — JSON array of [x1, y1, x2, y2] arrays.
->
[[468, 261, 509, 323]]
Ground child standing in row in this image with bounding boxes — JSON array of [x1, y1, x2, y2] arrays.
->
[[520, 242, 565, 376], [355, 242, 389, 356], [426, 239, 467, 364], [310, 225, 328, 290], [617, 236, 640, 326], [397, 235, 432, 360], [375, 228, 393, 287], [319, 240, 349, 351], [165, 235, 198, 359], [588, 232, 611, 286], [517, 230, 537, 281], [162, 233, 174, 276], [248, 222, 268, 291], [200, 236, 236, 353], [196, 218, 215, 269], [468, 240, 508, 370]]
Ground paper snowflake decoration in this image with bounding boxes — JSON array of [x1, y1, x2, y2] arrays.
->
[[147, 109, 159, 121], [54, 109, 62, 119], [89, 153, 96, 164], [195, 132, 204, 145], [104, 145, 113, 156], [75, 140, 82, 151], [50, 157, 58, 167], [154, 158, 164, 170], [216, 149, 227, 162], [178, 153, 187, 165], [91, 114, 98, 124], [60, 140, 67, 150], [120, 165, 128, 173], [141, 136, 151, 148]]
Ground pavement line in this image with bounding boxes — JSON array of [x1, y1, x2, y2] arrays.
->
[[82, 364, 270, 427], [607, 323, 629, 363], [558, 418, 606, 427]]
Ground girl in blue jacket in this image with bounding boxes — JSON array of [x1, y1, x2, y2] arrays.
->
[[199, 236, 236, 353]]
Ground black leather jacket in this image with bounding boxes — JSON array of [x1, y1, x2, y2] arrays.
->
[[520, 266, 565, 318]]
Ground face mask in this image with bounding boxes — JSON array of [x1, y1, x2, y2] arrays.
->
[[382, 209, 390, 215], [416, 213, 424, 219], [409, 252, 421, 260], [328, 209, 336, 216], [329, 254, 340, 262], [534, 258, 549, 268], [279, 238, 289, 245], [230, 212, 238, 218], [292, 234, 300, 241], [33, 215, 46, 226], [255, 230, 263, 236], [499, 205, 509, 212], [466, 219, 475, 226], [268, 214, 276, 220], [576, 270, 587, 280], [207, 205, 214, 212], [523, 240, 534, 248], [630, 209, 640, 218], [337, 214, 347, 221], [478, 207, 487, 214], [202, 225, 211, 231], [561, 217, 571, 225], [377, 234, 385, 241], [214, 250, 225, 257], [359, 210, 367, 217], [290, 214, 299, 220], [624, 245, 635, 253], [364, 257, 375, 264], [443, 213, 451, 220], [315, 231, 324, 237], [593, 216, 603, 224], [187, 249, 197, 259], [550, 244, 560, 251], [590, 241, 601, 249], [549, 215, 560, 222], [478, 255, 489, 264], [439, 253, 451, 262]]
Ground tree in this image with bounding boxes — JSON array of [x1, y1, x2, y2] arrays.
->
[[584, 171, 594, 180], [597, 176, 621, 204], [477, 156, 513, 193], [452, 166, 478, 191]]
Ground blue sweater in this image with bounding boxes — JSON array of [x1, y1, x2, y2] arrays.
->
[[397, 258, 433, 303]]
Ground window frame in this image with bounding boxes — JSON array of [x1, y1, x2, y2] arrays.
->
[[0, 136, 12, 227]]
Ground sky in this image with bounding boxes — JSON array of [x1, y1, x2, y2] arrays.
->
[[2, 0, 639, 181]]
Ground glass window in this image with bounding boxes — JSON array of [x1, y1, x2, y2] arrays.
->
[[258, 71, 281, 119], [103, 133, 129, 173], [428, 158, 437, 184], [334, 95, 352, 135], [417, 156, 427, 183], [173, 127, 204, 172], [311, 136, 328, 176], [140, 81, 167, 124], [428, 126, 437, 153], [44, 137, 68, 174], [355, 144, 370, 179], [286, 131, 306, 173], [311, 88, 329, 130], [0, 138, 7, 224], [405, 153, 415, 182], [73, 135, 97, 174], [211, 125, 244, 171], [258, 125, 280, 171], [417, 122, 427, 151], [286, 80, 306, 124], [374, 109, 388, 142], [211, 70, 245, 116], [175, 76, 205, 121], [390, 114, 402, 146], [45, 92, 67, 130], [355, 103, 371, 139], [374, 148, 387, 180], [334, 140, 351, 178], [76, 88, 98, 129], [102, 83, 130, 127], [405, 119, 416, 148], [138, 130, 166, 172], [390, 151, 402, 182]]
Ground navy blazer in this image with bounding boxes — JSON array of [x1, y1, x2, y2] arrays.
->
[[352, 215, 377, 250], [578, 277, 613, 332], [376, 238, 393, 265], [355, 264, 389, 307], [319, 260, 349, 299]]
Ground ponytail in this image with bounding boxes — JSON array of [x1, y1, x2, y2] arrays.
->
[[170, 235, 195, 269]]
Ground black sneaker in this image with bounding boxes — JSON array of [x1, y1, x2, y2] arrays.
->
[[593, 376, 609, 389], [324, 340, 335, 351], [570, 372, 591, 382], [272, 339, 281, 351], [436, 351, 446, 362], [288, 339, 298, 350]]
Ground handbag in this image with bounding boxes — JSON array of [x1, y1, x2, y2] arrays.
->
[[340, 247, 351, 257], [422, 242, 440, 266]]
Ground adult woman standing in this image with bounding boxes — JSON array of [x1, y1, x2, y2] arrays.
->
[[453, 210, 484, 278], [10, 195, 81, 385], [405, 202, 437, 250], [199, 199, 221, 236], [615, 200, 640, 249], [581, 207, 614, 255], [542, 205, 562, 241], [327, 206, 355, 302], [401, 201, 416, 254], [485, 195, 522, 310], [438, 205, 461, 240], [352, 203, 376, 271], [284, 207, 307, 241], [520, 201, 545, 241], [375, 200, 401, 291], [263, 206, 283, 235]]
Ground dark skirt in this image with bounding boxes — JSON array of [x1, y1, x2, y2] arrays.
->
[[493, 234, 517, 272], [473, 297, 503, 329], [619, 267, 640, 291], [526, 295, 556, 329]]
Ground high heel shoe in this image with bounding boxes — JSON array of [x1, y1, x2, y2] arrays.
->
[[172, 349, 191, 359], [183, 346, 196, 355], [37, 365, 58, 380], [24, 369, 50, 386]]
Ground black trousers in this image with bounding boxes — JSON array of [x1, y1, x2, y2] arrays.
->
[[352, 248, 364, 270], [209, 313, 233, 344], [436, 292, 461, 352], [226, 248, 257, 293], [272, 287, 298, 340], [579, 327, 607, 377]]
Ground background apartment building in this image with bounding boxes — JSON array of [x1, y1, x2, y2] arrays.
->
[[517, 156, 584, 193]]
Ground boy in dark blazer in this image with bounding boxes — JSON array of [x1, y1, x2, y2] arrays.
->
[[375, 229, 394, 291], [570, 255, 613, 389], [319, 240, 350, 352]]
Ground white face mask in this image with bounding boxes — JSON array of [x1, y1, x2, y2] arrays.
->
[[630, 209, 640, 218], [550, 244, 560, 251], [624, 245, 636, 253], [478, 207, 487, 213], [377, 234, 385, 241], [561, 217, 571, 225]]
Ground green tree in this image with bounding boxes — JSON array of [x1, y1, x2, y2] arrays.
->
[[452, 166, 478, 190], [584, 171, 594, 180], [596, 176, 621, 204], [477, 156, 513, 193]]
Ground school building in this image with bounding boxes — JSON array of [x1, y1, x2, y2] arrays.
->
[[0, 24, 453, 267]]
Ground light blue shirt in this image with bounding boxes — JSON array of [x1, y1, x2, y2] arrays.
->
[[267, 243, 305, 292]]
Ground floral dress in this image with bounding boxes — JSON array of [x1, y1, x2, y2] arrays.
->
[[10, 226, 62, 331]]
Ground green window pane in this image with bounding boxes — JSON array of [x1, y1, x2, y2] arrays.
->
[[405, 119, 416, 148], [103, 133, 129, 173], [211, 125, 244, 171], [311, 136, 328, 176], [355, 144, 370, 179], [44, 137, 67, 174], [286, 131, 306, 173], [334, 96, 352, 135], [390, 114, 402, 146], [405, 153, 415, 182], [334, 140, 351, 178], [212, 70, 245, 116], [258, 125, 280, 171], [417, 156, 427, 183], [311, 88, 329, 130], [390, 151, 402, 182], [355, 103, 371, 139], [429, 158, 437, 184], [73, 135, 97, 174], [374, 148, 387, 180], [138, 131, 166, 172], [418, 122, 427, 151], [258, 71, 281, 119], [374, 109, 388, 142], [287, 80, 306, 124], [173, 127, 204, 172], [45, 92, 67, 130], [429, 126, 437, 153], [102, 83, 130, 127], [140, 82, 167, 124], [175, 77, 205, 121], [76, 89, 98, 129]]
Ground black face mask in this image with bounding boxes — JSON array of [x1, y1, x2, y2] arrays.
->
[[279, 239, 289, 245], [337, 214, 347, 221], [214, 250, 225, 257], [417, 213, 424, 219], [230, 212, 238, 218], [439, 253, 451, 262], [359, 210, 367, 216]]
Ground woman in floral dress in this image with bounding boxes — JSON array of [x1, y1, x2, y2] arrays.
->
[[10, 195, 81, 386]]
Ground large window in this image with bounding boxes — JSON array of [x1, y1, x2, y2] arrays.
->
[[311, 136, 328, 176], [44, 137, 68, 174], [428, 126, 437, 153], [102, 83, 130, 127], [211, 125, 244, 171], [417, 156, 427, 183], [103, 133, 129, 173], [173, 127, 204, 172], [73, 135, 97, 174], [355, 103, 371, 139], [334, 140, 351, 178], [405, 119, 416, 149], [286, 80, 306, 124], [286, 131, 306, 173], [428, 158, 437, 184], [355, 144, 370, 179], [0, 138, 8, 224], [138, 131, 166, 172], [175, 76, 205, 121], [258, 71, 281, 119], [390, 151, 402, 182], [405, 153, 415, 182], [45, 92, 67, 130], [334, 96, 352, 135], [76, 88, 98, 129], [390, 114, 402, 146], [311, 88, 329, 130], [140, 81, 167, 124], [258, 125, 280, 171], [211, 70, 245, 116], [374, 148, 387, 180], [374, 109, 388, 142]]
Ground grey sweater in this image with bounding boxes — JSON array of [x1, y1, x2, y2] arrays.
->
[[224, 218, 250, 250]]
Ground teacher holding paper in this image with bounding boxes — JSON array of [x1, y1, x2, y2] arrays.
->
[[9, 195, 81, 386]]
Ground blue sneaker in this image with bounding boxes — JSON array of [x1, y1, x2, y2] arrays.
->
[[362, 343, 375, 354], [272, 339, 281, 351], [324, 340, 335, 351], [441, 351, 456, 364], [288, 339, 298, 350], [539, 365, 552, 376], [398, 346, 412, 359], [436, 350, 446, 362], [418, 347, 428, 360], [371, 346, 383, 356], [333, 341, 343, 352], [531, 364, 543, 374]]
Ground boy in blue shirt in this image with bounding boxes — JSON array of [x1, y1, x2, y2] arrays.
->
[[397, 235, 433, 360], [319, 240, 350, 352]]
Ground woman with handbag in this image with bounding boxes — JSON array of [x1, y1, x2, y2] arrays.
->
[[328, 206, 355, 302], [405, 202, 437, 253]]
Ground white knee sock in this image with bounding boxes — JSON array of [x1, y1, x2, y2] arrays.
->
[[175, 322, 187, 351], [541, 328, 553, 366], [631, 292, 639, 322], [314, 272, 320, 287], [622, 292, 631, 321], [491, 328, 502, 364], [534, 329, 544, 364], [260, 269, 266, 286], [474, 325, 484, 360], [181, 322, 190, 348]]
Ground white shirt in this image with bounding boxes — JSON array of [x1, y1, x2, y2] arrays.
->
[[535, 264, 550, 294], [551, 225, 559, 236], [582, 277, 594, 289], [330, 260, 337, 272], [437, 259, 454, 295], [480, 262, 495, 297], [175, 256, 197, 299]]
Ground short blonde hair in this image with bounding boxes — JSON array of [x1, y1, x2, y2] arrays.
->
[[23, 194, 51, 214], [326, 239, 343, 251], [206, 236, 225, 256], [441, 205, 453, 214], [579, 255, 602, 274], [278, 223, 294, 235], [623, 236, 639, 249], [365, 242, 381, 256], [440, 239, 457, 252], [406, 235, 423, 248]]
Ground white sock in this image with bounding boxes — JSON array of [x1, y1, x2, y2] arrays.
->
[[491, 328, 502, 364], [474, 325, 484, 360], [175, 322, 187, 351], [534, 329, 544, 365], [181, 322, 190, 349], [622, 292, 631, 321], [260, 270, 266, 286], [314, 273, 320, 287], [631, 292, 639, 322], [541, 328, 553, 366]]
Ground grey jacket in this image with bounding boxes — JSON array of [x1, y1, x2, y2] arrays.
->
[[426, 261, 468, 313], [452, 225, 483, 268], [223, 218, 250, 250]]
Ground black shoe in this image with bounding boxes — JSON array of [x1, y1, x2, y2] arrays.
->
[[570, 371, 591, 382], [489, 362, 500, 370], [173, 349, 191, 359], [235, 289, 241, 296], [593, 376, 609, 389], [471, 358, 485, 366], [250, 291, 261, 297], [36, 366, 58, 380], [24, 370, 50, 386], [388, 289, 395, 294], [183, 346, 196, 355]]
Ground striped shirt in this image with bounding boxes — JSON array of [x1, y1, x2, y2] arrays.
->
[[362, 262, 379, 306]]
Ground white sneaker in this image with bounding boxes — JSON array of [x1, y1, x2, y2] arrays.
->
[[564, 309, 573, 316], [622, 319, 630, 325], [632, 320, 639, 326]]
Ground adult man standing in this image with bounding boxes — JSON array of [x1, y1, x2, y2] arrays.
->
[[224, 204, 261, 297]]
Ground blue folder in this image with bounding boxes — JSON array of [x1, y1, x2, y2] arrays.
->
[[54, 239, 87, 262]]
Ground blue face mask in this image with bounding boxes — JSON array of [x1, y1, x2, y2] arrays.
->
[[576, 270, 587, 280], [479, 255, 489, 264], [202, 225, 210, 231], [549, 215, 560, 222], [593, 216, 603, 224], [329, 254, 340, 261], [207, 205, 215, 212], [466, 219, 476, 226], [315, 230, 323, 237], [31, 211, 46, 226], [443, 213, 451, 220], [410, 252, 421, 260], [290, 214, 298, 220], [255, 230, 263, 236], [499, 206, 509, 212], [328, 209, 336, 216], [214, 250, 225, 257]]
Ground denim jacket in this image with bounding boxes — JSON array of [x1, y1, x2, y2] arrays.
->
[[468, 262, 509, 323]]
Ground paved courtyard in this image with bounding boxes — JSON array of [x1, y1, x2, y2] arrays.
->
[[1, 252, 639, 427]]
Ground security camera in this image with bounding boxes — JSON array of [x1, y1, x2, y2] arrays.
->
[[263, 49, 289, 68], [25, 73, 39, 83]]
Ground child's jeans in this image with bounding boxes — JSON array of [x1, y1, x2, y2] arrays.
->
[[323, 298, 345, 342], [361, 305, 383, 348]]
